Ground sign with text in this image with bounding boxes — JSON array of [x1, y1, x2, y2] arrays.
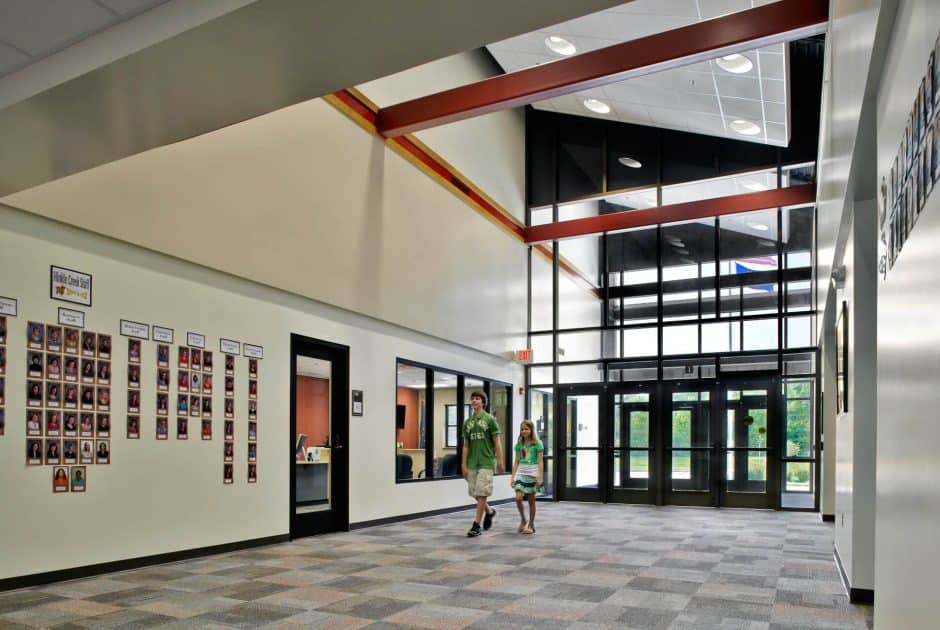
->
[[120, 320, 150, 339], [50, 266, 92, 306], [515, 349, 534, 363], [352, 390, 363, 416], [0, 296, 17, 316], [152, 326, 174, 343], [220, 338, 241, 354], [243, 343, 263, 359], [187, 332, 206, 349], [58, 308, 85, 328]]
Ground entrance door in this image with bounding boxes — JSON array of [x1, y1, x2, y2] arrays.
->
[[557, 388, 604, 502], [664, 382, 716, 507], [290, 334, 349, 538], [719, 377, 778, 509], [608, 383, 656, 504]]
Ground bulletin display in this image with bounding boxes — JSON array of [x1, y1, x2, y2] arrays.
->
[[0, 316, 7, 436], [224, 353, 234, 484], [247, 357, 258, 483], [26, 322, 110, 492], [881, 31, 940, 275]]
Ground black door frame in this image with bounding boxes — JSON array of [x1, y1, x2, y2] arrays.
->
[[662, 379, 718, 507], [289, 333, 349, 538], [556, 384, 607, 503], [607, 381, 657, 505]]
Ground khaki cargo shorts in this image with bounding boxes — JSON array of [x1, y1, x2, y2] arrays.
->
[[467, 468, 494, 498]]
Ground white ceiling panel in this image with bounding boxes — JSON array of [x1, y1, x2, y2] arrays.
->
[[486, 0, 792, 146], [766, 122, 787, 144], [96, 0, 164, 14], [0, 41, 30, 75]]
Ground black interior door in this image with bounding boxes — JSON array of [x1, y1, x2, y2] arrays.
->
[[290, 334, 349, 538], [607, 382, 656, 504], [557, 386, 606, 502], [719, 376, 778, 509], [664, 381, 717, 507]]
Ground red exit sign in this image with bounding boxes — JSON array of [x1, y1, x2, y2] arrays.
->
[[515, 349, 534, 363]]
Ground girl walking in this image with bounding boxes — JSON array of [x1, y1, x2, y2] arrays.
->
[[510, 419, 543, 534]]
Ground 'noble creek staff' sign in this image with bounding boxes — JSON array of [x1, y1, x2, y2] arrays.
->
[[50, 266, 92, 307]]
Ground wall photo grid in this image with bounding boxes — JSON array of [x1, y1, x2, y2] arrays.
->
[[881, 30, 940, 275]]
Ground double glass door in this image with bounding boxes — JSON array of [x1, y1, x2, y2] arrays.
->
[[558, 377, 777, 508]]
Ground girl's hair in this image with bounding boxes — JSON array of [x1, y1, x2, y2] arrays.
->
[[516, 419, 539, 445]]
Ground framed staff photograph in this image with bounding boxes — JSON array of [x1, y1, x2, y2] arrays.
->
[[64, 356, 78, 382], [191, 349, 201, 371], [249, 359, 257, 378], [177, 416, 188, 440], [27, 439, 43, 465], [223, 463, 233, 485], [224, 441, 234, 462], [203, 373, 213, 394], [224, 420, 234, 440], [157, 344, 169, 367], [0, 345, 5, 375], [96, 439, 110, 464], [156, 392, 168, 415], [191, 372, 200, 393], [248, 380, 257, 400], [248, 400, 257, 420], [27, 351, 43, 377], [178, 346, 189, 368], [190, 395, 200, 418], [156, 416, 168, 440], [81, 331, 96, 357], [127, 415, 140, 439], [98, 334, 112, 360], [46, 410, 61, 436], [935, 33, 940, 108], [97, 361, 111, 385], [63, 411, 77, 436], [0, 377, 3, 405], [96, 386, 110, 412], [177, 394, 188, 415], [46, 439, 62, 465], [157, 368, 169, 391], [79, 413, 94, 437], [63, 439, 77, 464], [80, 385, 94, 410], [28, 321, 44, 350], [225, 354, 235, 375], [225, 376, 234, 396], [178, 369, 189, 392], [64, 328, 79, 355], [46, 354, 62, 380], [127, 338, 140, 363], [46, 382, 61, 407], [2, 408, 7, 435], [26, 410, 42, 436], [53, 467, 69, 493], [71, 466, 86, 492], [248, 463, 257, 483], [96, 413, 111, 438], [248, 442, 257, 463], [127, 389, 140, 413], [202, 396, 212, 418], [201, 419, 212, 440], [128, 364, 140, 389], [46, 325, 62, 352], [933, 117, 940, 183], [79, 439, 93, 464], [203, 351, 213, 373], [248, 421, 257, 441], [81, 358, 95, 383], [916, 80, 925, 141], [0, 315, 5, 343], [224, 397, 234, 418], [27, 380, 43, 407]]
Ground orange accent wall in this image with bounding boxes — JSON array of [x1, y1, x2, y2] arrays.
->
[[296, 376, 329, 446], [396, 387, 419, 448]]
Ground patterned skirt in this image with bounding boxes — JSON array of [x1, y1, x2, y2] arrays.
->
[[513, 474, 542, 495]]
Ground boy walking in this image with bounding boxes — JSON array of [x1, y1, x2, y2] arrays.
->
[[462, 390, 504, 537]]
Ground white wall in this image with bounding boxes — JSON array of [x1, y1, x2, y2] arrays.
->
[[0, 203, 522, 581], [2, 95, 527, 358], [875, 1, 940, 626]]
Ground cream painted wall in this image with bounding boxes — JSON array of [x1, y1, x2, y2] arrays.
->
[[357, 50, 526, 223], [1, 96, 527, 358], [0, 204, 521, 581], [875, 1, 940, 626]]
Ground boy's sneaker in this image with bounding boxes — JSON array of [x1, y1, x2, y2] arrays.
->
[[467, 523, 482, 537], [483, 508, 496, 530]]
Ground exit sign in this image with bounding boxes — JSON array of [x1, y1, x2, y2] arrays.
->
[[515, 349, 534, 363]]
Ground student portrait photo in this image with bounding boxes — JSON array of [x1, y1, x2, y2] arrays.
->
[[64, 328, 79, 354], [97, 361, 111, 384], [177, 417, 188, 439], [27, 380, 43, 406], [46, 326, 62, 352], [46, 411, 61, 436], [203, 351, 213, 373], [53, 467, 69, 493], [248, 463, 256, 483], [28, 321, 44, 349], [26, 410, 42, 436], [96, 440, 110, 464], [81, 331, 96, 356], [127, 338, 140, 363], [71, 467, 86, 492], [223, 441, 234, 462], [156, 416, 168, 439], [157, 344, 169, 366], [46, 354, 62, 380], [80, 440, 93, 463], [81, 359, 96, 383], [28, 352, 43, 376], [46, 439, 61, 464], [191, 349, 201, 370], [201, 419, 212, 440], [63, 439, 77, 464], [225, 354, 235, 374], [79, 413, 94, 436], [63, 412, 78, 435], [96, 414, 111, 437], [127, 415, 140, 439], [27, 439, 43, 465], [98, 334, 112, 359], [223, 463, 233, 484]]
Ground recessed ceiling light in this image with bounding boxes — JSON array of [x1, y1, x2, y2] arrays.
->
[[716, 54, 754, 74], [747, 222, 769, 231], [730, 119, 762, 136], [583, 98, 611, 114], [545, 35, 577, 56], [742, 181, 769, 192], [618, 156, 642, 168]]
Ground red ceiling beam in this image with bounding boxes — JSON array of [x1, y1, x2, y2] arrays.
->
[[376, 0, 828, 137], [524, 184, 816, 244]]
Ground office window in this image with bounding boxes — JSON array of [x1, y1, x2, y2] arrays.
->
[[444, 404, 469, 448]]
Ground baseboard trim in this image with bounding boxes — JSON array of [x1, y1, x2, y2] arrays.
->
[[821, 513, 835, 522], [351, 497, 516, 530], [833, 545, 875, 604], [0, 534, 289, 593]]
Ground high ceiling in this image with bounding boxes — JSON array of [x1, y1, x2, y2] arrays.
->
[[486, 0, 790, 146]]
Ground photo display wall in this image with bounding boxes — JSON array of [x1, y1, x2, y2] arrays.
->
[[881, 30, 940, 275], [1, 316, 7, 436]]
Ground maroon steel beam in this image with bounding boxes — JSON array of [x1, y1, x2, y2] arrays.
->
[[376, 0, 827, 137], [524, 184, 816, 244]]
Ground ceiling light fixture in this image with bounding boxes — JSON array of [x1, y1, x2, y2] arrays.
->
[[583, 98, 611, 114], [545, 35, 577, 56], [716, 54, 754, 74], [742, 181, 769, 192], [730, 119, 762, 136], [618, 156, 642, 168], [747, 222, 769, 231]]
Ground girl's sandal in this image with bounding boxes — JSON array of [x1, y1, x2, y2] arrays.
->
[[517, 521, 527, 533], [522, 525, 535, 535]]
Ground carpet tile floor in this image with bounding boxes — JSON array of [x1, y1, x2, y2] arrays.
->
[[0, 503, 873, 629]]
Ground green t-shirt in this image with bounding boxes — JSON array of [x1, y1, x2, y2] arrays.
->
[[463, 411, 500, 470], [514, 440, 544, 477]]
